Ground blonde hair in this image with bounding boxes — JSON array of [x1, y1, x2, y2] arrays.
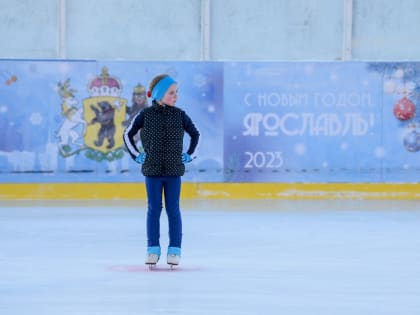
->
[[149, 74, 169, 92]]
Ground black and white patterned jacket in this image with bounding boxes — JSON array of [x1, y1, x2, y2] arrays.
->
[[123, 101, 200, 176]]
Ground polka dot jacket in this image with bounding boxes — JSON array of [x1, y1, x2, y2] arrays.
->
[[123, 101, 200, 176]]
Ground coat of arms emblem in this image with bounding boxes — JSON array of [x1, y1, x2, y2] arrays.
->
[[57, 67, 127, 161]]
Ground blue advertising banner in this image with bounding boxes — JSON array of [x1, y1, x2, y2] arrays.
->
[[0, 60, 419, 183], [224, 62, 420, 182], [0, 60, 223, 182]]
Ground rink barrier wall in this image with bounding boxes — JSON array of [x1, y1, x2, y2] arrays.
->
[[1, 60, 420, 183], [1, 183, 419, 200]]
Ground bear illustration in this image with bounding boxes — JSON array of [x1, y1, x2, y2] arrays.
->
[[89, 101, 116, 149]]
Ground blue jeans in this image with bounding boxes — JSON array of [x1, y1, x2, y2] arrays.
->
[[145, 176, 182, 248]]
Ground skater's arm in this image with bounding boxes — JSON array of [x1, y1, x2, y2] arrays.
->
[[182, 112, 200, 155], [123, 111, 145, 160]]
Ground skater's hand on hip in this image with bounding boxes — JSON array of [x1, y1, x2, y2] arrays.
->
[[135, 152, 146, 164], [182, 153, 192, 163]]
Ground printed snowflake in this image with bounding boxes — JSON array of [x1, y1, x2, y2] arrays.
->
[[165, 67, 178, 78], [294, 143, 306, 156], [30, 112, 43, 125], [193, 74, 207, 88], [0, 105, 7, 113], [394, 68, 404, 79]]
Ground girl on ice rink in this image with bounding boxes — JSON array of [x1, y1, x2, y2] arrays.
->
[[123, 74, 200, 268]]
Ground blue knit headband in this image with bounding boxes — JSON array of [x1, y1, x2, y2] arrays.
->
[[151, 76, 177, 101]]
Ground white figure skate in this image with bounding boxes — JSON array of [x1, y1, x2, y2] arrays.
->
[[145, 253, 159, 270], [167, 254, 180, 269]]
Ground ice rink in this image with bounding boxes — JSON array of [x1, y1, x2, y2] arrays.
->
[[1, 199, 419, 315]]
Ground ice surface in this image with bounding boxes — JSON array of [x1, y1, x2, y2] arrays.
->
[[1, 200, 419, 315]]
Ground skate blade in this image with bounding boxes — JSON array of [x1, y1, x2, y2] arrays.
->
[[168, 263, 178, 270], [146, 263, 157, 270]]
